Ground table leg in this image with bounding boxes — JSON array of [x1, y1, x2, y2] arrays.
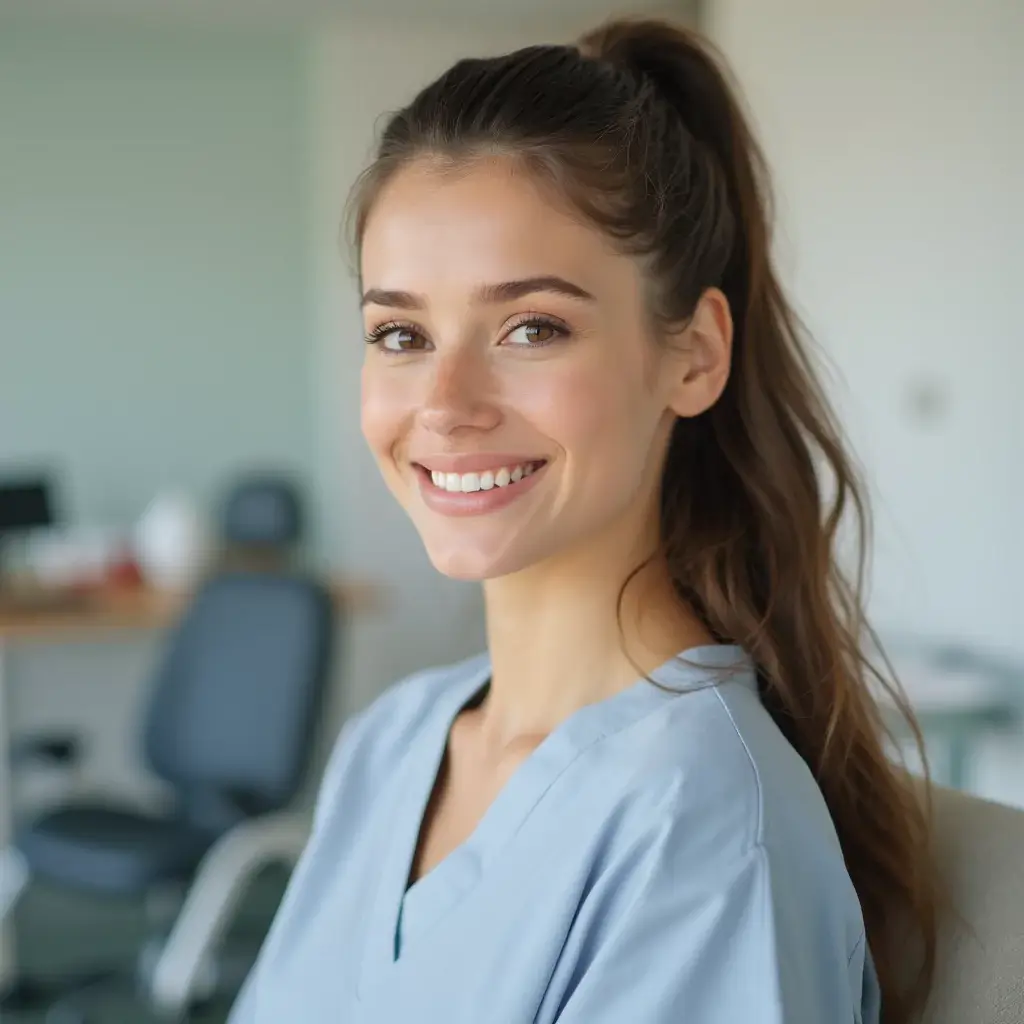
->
[[946, 730, 972, 792], [0, 639, 18, 993]]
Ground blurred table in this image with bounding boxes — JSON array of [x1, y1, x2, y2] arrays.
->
[[0, 576, 381, 993], [0, 576, 380, 639], [881, 649, 1023, 791]]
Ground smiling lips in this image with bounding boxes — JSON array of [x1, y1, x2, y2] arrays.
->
[[429, 460, 544, 493], [412, 457, 548, 516]]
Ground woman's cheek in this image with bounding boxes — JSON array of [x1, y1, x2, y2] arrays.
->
[[360, 365, 409, 458], [514, 361, 631, 451]]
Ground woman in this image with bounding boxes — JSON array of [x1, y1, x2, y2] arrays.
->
[[231, 17, 938, 1024]]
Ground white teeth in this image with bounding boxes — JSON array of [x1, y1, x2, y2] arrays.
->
[[427, 462, 542, 492]]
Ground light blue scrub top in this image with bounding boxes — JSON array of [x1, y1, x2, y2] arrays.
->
[[230, 645, 880, 1023]]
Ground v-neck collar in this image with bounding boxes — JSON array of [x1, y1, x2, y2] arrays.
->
[[358, 644, 751, 998]]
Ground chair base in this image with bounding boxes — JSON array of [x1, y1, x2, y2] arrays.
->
[[0, 966, 204, 1023], [1, 974, 58, 1011], [0, 967, 116, 1012], [0, 945, 239, 1022]]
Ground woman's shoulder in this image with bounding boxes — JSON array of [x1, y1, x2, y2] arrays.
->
[[701, 676, 849, 863], [585, 673, 867, 963], [607, 670, 854, 889], [674, 678, 860, 934]]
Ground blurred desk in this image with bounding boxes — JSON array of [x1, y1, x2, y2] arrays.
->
[[0, 586, 187, 641], [915, 705, 1017, 791], [0, 576, 380, 993], [882, 652, 1022, 791], [0, 576, 380, 640]]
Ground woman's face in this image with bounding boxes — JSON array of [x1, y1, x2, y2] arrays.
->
[[359, 156, 727, 581]]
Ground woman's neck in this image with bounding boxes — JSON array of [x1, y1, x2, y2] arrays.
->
[[479, 538, 713, 745]]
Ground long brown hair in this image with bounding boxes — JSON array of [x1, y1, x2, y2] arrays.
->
[[350, 17, 939, 1022]]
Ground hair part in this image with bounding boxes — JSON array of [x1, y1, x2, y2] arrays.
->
[[350, 17, 939, 1022]]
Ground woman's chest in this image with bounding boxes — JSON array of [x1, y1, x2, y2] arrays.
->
[[248, 796, 602, 1024], [410, 722, 533, 885]]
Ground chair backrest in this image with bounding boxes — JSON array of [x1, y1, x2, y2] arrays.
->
[[222, 475, 303, 550], [923, 786, 1024, 1023], [144, 571, 334, 829]]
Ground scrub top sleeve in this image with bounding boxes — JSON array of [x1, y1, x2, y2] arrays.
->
[[309, 713, 361, 834], [553, 841, 864, 1024], [226, 967, 258, 1024]]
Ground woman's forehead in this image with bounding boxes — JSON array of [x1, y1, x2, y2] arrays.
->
[[359, 158, 636, 300]]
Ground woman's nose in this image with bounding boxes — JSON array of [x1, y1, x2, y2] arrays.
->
[[418, 348, 500, 435]]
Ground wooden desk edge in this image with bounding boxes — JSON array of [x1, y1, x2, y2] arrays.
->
[[0, 578, 385, 643]]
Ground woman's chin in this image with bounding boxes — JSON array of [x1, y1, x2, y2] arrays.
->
[[425, 544, 520, 582]]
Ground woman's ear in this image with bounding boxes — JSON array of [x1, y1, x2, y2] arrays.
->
[[665, 287, 733, 418]]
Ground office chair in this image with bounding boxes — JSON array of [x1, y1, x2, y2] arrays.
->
[[1, 569, 335, 1022]]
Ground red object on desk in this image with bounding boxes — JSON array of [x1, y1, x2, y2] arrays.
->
[[106, 555, 145, 589]]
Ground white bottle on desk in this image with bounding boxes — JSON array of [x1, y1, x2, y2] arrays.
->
[[135, 491, 210, 590]]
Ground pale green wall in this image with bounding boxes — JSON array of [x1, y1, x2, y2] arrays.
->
[[0, 19, 315, 535], [0, 19, 319, 811]]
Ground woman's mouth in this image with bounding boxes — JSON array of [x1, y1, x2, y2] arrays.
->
[[411, 458, 548, 517], [422, 459, 546, 494]]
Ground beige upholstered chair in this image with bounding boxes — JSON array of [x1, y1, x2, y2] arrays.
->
[[924, 786, 1024, 1023]]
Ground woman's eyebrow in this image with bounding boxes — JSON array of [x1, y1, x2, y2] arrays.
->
[[360, 275, 596, 309], [475, 276, 596, 304]]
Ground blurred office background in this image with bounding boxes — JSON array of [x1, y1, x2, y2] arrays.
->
[[0, 0, 1020, 1019]]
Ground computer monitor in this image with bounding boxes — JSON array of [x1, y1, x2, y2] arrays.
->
[[0, 475, 56, 578]]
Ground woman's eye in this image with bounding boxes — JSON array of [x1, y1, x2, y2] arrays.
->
[[504, 320, 564, 347], [371, 326, 427, 352]]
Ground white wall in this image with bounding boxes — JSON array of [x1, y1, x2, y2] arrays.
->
[[0, 20, 315, 538], [708, 0, 1024, 799]]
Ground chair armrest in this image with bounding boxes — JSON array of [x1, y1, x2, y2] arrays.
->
[[11, 733, 84, 769], [148, 811, 312, 1014], [0, 846, 30, 919]]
